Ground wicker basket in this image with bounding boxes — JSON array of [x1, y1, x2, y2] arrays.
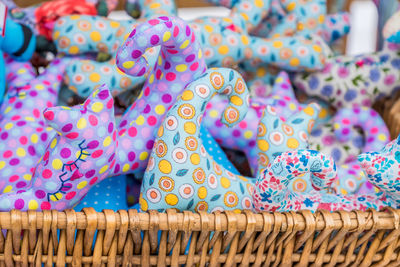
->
[[1, 208, 400, 266]]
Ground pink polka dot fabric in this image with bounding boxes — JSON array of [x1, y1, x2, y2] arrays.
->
[[0, 86, 117, 211], [115, 16, 206, 178], [0, 56, 70, 196]]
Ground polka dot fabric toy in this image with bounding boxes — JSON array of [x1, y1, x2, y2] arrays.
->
[[0, 86, 119, 211], [115, 16, 207, 178], [333, 107, 389, 158], [0, 17, 243, 211], [252, 149, 391, 212], [140, 68, 254, 213], [251, 0, 350, 45], [0, 56, 70, 195], [324, 107, 390, 195]]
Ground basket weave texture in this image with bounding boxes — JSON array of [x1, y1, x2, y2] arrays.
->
[[1, 208, 400, 266]]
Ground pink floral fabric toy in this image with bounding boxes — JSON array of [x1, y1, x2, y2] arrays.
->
[[252, 149, 391, 212], [253, 132, 400, 212]]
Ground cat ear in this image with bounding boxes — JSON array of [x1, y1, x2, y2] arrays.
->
[[43, 85, 114, 135], [268, 71, 301, 113], [83, 85, 114, 114]]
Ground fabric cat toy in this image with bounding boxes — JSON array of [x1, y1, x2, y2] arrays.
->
[[0, 83, 242, 211], [241, 0, 350, 97], [140, 68, 255, 213], [0, 16, 235, 211], [253, 133, 400, 212], [0, 56, 70, 194]]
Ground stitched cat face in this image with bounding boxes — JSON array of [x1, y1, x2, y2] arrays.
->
[[0, 86, 117, 211], [0, 57, 70, 194]]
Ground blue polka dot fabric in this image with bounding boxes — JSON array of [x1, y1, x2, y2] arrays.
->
[[74, 175, 129, 211]]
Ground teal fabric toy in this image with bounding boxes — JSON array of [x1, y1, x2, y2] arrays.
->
[[383, 10, 400, 43], [53, 15, 148, 98], [53, 0, 177, 98], [251, 0, 351, 44], [140, 68, 255, 213], [222, 0, 350, 97], [0, 17, 36, 103], [189, 13, 328, 72], [357, 136, 400, 205], [140, 66, 322, 212]]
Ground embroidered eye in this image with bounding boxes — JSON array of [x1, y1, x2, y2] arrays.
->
[[62, 140, 91, 172], [47, 140, 90, 202]]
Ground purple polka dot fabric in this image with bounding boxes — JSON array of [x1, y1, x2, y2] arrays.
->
[[115, 16, 206, 178], [0, 56, 70, 197]]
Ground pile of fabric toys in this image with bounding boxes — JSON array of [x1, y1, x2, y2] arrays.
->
[[1, 0, 400, 214]]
